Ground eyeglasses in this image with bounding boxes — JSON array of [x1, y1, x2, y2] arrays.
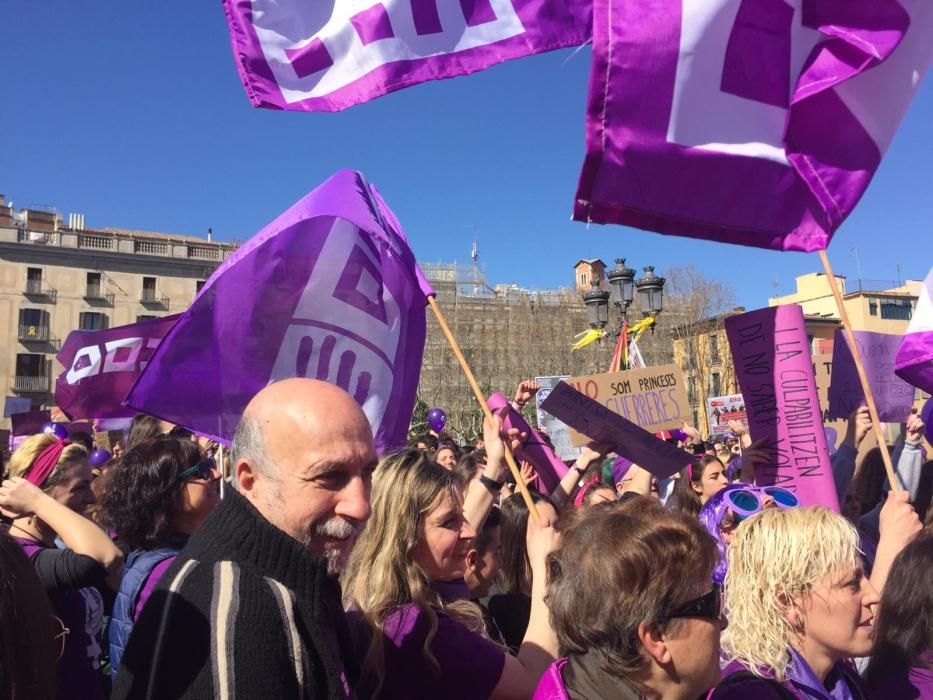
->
[[726, 486, 799, 521], [52, 615, 70, 660], [177, 455, 217, 482], [660, 583, 722, 622]]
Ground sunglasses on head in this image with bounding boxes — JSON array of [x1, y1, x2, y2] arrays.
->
[[177, 455, 217, 482], [660, 583, 722, 623], [726, 486, 799, 521]]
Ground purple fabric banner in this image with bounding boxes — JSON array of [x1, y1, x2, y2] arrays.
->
[[487, 392, 568, 496], [828, 330, 915, 423], [54, 315, 180, 421], [10, 410, 52, 437], [574, 0, 931, 251], [539, 381, 693, 479], [895, 267, 933, 394], [725, 305, 838, 511], [126, 170, 433, 453], [222, 0, 591, 112]]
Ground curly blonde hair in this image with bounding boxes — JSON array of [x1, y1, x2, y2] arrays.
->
[[6, 433, 89, 490], [721, 506, 860, 681], [341, 449, 487, 695]]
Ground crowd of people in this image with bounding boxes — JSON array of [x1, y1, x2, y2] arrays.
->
[[0, 377, 930, 699]]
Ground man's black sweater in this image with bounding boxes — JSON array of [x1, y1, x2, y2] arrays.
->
[[112, 489, 359, 699]]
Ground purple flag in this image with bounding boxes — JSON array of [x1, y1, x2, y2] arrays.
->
[[222, 0, 590, 112], [827, 330, 915, 423], [54, 315, 180, 420], [574, 0, 931, 251], [10, 410, 52, 437], [895, 267, 933, 394], [126, 170, 433, 453]]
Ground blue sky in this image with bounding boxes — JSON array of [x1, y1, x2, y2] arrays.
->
[[2, 2, 930, 310]]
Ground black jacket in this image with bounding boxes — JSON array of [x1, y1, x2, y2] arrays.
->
[[112, 489, 358, 699]]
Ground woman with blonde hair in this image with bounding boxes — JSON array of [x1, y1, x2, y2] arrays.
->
[[342, 445, 560, 700], [0, 432, 123, 699], [711, 506, 879, 699]]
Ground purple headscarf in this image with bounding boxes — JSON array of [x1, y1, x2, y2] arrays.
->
[[610, 456, 633, 485]]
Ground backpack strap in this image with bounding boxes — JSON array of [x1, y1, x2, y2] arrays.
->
[[713, 670, 798, 700]]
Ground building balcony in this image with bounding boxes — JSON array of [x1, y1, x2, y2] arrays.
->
[[140, 290, 169, 307], [16, 230, 56, 245], [24, 279, 57, 301], [13, 375, 50, 393], [84, 285, 115, 305], [18, 325, 53, 342]]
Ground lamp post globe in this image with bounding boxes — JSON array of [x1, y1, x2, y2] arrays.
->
[[582, 279, 610, 328]]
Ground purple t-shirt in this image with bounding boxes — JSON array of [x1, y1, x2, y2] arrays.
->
[[380, 604, 505, 699], [868, 651, 933, 699], [14, 537, 106, 700], [133, 555, 176, 621]]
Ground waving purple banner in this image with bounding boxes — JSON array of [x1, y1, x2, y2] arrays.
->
[[126, 170, 432, 452], [222, 0, 590, 112], [574, 0, 931, 251], [54, 315, 180, 420], [895, 267, 933, 394]]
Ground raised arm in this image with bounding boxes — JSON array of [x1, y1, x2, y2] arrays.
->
[[463, 408, 523, 531], [551, 443, 608, 508], [0, 477, 123, 574], [490, 510, 560, 700]]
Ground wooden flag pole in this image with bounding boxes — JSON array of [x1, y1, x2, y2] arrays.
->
[[818, 250, 900, 491], [427, 296, 540, 523]]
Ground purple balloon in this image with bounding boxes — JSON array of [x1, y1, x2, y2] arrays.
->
[[427, 408, 447, 433], [89, 448, 113, 468], [41, 422, 69, 440]]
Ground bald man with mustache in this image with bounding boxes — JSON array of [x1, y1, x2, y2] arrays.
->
[[113, 379, 376, 700]]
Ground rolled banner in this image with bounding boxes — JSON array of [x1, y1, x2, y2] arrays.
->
[[487, 392, 568, 496]]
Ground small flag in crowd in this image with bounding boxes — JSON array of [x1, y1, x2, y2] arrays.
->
[[221, 0, 590, 112], [574, 0, 932, 251], [126, 170, 433, 453], [55, 315, 181, 420], [895, 267, 933, 394]]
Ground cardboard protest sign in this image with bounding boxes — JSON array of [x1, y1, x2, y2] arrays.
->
[[540, 381, 693, 479], [725, 305, 838, 511], [565, 364, 689, 446], [534, 376, 582, 461], [706, 393, 747, 437], [828, 330, 916, 423]]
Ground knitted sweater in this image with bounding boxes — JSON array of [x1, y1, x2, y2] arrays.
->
[[111, 489, 359, 699]]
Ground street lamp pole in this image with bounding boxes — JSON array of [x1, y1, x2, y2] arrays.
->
[[580, 258, 665, 369]]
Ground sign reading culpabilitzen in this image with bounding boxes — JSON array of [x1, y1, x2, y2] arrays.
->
[[725, 305, 838, 512], [565, 364, 689, 446]]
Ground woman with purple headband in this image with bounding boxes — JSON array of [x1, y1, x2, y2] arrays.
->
[[0, 432, 124, 700]]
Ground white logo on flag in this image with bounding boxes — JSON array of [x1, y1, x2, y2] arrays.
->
[[252, 0, 526, 102]]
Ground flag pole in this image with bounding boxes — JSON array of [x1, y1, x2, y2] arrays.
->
[[427, 296, 540, 522], [218, 443, 226, 499], [818, 250, 900, 491]]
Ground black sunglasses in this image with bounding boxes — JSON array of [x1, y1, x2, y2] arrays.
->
[[177, 455, 217, 482], [167, 426, 194, 440], [660, 583, 722, 622]]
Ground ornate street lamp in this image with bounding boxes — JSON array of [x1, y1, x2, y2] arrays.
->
[[606, 258, 635, 315], [582, 279, 610, 328], [635, 266, 665, 317]]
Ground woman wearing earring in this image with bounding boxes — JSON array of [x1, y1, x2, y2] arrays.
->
[[102, 436, 221, 675], [710, 507, 878, 699], [0, 432, 123, 700]]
